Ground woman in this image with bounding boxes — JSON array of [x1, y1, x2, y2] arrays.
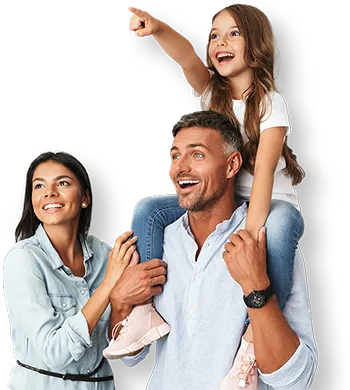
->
[[3, 151, 137, 389]]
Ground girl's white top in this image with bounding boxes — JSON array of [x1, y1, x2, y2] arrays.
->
[[199, 91, 300, 209]]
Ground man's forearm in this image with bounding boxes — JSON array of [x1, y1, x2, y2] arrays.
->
[[248, 295, 300, 373]]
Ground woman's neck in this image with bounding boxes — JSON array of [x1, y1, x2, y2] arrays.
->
[[43, 223, 85, 276]]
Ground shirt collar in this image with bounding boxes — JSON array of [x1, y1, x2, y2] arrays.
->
[[181, 201, 248, 237], [34, 224, 94, 270]]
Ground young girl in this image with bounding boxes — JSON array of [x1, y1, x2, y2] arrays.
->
[[3, 152, 138, 389], [104, 4, 305, 389]]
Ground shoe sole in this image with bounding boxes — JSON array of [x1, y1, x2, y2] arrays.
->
[[103, 322, 171, 359]]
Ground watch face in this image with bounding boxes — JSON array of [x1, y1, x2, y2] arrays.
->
[[247, 291, 266, 308]]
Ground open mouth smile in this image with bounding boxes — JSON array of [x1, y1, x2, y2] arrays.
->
[[216, 52, 235, 64], [177, 179, 200, 191], [43, 203, 64, 211]]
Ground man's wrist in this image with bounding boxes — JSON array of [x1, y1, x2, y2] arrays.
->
[[242, 278, 270, 296]]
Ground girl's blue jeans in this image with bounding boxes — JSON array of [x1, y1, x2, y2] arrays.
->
[[131, 195, 304, 311]]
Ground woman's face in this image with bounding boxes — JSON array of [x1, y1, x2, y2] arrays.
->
[[31, 160, 88, 231]]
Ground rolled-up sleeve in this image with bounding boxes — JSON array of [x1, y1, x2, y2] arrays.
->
[[4, 248, 91, 371]]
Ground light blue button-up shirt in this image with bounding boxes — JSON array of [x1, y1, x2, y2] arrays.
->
[[123, 202, 317, 389], [3, 224, 114, 390]]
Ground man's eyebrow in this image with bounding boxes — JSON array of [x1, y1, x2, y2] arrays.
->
[[210, 25, 239, 34], [187, 143, 210, 151], [32, 175, 73, 183], [170, 143, 210, 153]]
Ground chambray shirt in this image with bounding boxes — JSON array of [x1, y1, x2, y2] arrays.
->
[[3, 224, 114, 390], [123, 202, 317, 389]]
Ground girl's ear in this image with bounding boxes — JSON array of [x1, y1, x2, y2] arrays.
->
[[226, 152, 242, 179]]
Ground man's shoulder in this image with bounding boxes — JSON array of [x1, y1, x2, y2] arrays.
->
[[164, 213, 187, 240]]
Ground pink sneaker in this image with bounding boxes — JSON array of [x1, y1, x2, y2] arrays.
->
[[103, 303, 171, 359], [220, 338, 258, 389]]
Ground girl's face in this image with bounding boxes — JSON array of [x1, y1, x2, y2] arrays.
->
[[208, 10, 252, 82], [31, 160, 88, 231]]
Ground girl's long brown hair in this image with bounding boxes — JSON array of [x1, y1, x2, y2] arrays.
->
[[204, 4, 304, 185]]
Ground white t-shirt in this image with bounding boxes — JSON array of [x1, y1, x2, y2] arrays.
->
[[199, 91, 300, 209]]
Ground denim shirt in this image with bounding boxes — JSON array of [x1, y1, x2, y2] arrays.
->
[[123, 202, 317, 390], [3, 225, 114, 390]]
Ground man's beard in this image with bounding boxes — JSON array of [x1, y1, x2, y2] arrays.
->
[[178, 185, 226, 212]]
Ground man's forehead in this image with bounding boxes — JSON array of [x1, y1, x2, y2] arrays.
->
[[172, 126, 220, 148]]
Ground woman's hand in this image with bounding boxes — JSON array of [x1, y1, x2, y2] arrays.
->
[[103, 230, 139, 290], [128, 6, 160, 37]]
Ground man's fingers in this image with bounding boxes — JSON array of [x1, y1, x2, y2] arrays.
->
[[228, 232, 243, 246], [224, 241, 233, 253], [236, 229, 255, 243], [143, 258, 168, 270], [148, 265, 167, 279], [150, 275, 166, 286]]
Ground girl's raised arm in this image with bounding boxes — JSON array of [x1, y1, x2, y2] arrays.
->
[[129, 6, 210, 95]]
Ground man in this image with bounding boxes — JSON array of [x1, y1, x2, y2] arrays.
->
[[109, 110, 317, 389]]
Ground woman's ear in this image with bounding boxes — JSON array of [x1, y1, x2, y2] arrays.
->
[[226, 152, 242, 179], [81, 190, 91, 208]]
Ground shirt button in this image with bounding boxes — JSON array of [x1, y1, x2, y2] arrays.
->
[[62, 302, 67, 308], [86, 369, 91, 374], [195, 273, 201, 280], [81, 290, 86, 295], [189, 308, 194, 314]]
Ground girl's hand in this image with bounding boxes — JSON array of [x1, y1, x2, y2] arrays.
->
[[104, 230, 139, 290], [128, 6, 160, 37]]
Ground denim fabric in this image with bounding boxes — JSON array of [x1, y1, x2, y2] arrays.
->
[[131, 195, 304, 310], [3, 224, 114, 390], [122, 203, 317, 390]]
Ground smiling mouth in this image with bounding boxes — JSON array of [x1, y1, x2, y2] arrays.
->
[[216, 52, 234, 63], [43, 203, 63, 211], [178, 180, 200, 189]]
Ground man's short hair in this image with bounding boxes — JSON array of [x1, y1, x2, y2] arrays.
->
[[172, 110, 243, 157]]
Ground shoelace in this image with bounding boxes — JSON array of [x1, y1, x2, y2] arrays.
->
[[111, 317, 129, 341], [237, 353, 257, 388]]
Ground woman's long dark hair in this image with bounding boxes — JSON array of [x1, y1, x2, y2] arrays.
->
[[15, 152, 93, 242]]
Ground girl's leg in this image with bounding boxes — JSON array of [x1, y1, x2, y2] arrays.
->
[[265, 199, 304, 309], [103, 195, 185, 359], [131, 195, 185, 262]]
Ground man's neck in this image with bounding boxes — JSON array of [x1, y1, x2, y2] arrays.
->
[[188, 196, 237, 253]]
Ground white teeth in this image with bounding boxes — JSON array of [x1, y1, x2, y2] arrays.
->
[[44, 203, 63, 210], [217, 52, 234, 59], [178, 180, 199, 185]]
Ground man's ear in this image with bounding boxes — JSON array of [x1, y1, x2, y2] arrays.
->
[[226, 152, 242, 179]]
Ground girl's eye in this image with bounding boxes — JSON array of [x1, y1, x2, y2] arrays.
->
[[210, 33, 219, 40], [230, 30, 240, 37]]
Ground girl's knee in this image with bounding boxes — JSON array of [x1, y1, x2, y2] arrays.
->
[[266, 200, 304, 240]]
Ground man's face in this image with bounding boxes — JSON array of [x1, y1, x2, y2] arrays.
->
[[169, 127, 232, 211]]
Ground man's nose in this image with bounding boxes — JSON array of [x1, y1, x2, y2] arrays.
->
[[176, 155, 192, 174]]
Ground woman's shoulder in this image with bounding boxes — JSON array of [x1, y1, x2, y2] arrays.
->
[[4, 236, 43, 274], [85, 234, 112, 254]]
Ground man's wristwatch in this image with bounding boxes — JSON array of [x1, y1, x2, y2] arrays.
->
[[243, 285, 274, 308]]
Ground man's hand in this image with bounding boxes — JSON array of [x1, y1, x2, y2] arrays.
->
[[128, 6, 160, 37], [110, 258, 167, 315], [222, 227, 270, 295]]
